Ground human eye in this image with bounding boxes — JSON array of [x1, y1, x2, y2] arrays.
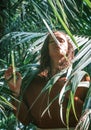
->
[[59, 38, 65, 43]]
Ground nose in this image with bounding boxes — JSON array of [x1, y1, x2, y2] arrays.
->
[[58, 43, 68, 55]]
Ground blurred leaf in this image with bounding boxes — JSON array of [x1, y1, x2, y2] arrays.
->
[[83, 0, 91, 8]]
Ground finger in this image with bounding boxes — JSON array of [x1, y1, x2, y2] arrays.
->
[[6, 72, 22, 81], [86, 75, 90, 81], [16, 72, 22, 79], [5, 66, 13, 80], [5, 66, 13, 75]]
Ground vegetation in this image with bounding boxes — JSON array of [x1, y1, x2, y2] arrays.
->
[[0, 0, 91, 129]]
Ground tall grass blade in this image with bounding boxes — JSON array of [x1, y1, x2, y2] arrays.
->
[[11, 51, 16, 87], [48, 0, 79, 49]]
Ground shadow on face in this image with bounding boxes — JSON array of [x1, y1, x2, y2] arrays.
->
[[48, 31, 68, 61], [40, 31, 74, 74]]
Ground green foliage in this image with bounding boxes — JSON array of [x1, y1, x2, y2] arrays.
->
[[0, 0, 91, 129], [0, 113, 36, 130]]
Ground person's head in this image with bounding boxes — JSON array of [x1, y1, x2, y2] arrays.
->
[[48, 31, 68, 61], [40, 31, 74, 77]]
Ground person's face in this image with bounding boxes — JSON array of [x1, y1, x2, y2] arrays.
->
[[49, 32, 68, 60]]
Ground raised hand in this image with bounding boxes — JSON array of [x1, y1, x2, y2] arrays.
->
[[5, 66, 22, 97]]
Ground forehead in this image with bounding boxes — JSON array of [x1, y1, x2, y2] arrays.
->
[[49, 32, 67, 41]]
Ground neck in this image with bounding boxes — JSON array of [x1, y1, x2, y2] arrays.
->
[[50, 56, 70, 76], [50, 61, 60, 76]]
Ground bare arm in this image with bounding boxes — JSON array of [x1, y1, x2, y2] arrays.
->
[[5, 66, 31, 125], [12, 96, 32, 125]]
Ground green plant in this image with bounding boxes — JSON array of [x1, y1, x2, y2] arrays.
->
[[0, 0, 91, 129]]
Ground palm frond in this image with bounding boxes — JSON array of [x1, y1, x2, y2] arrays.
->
[[75, 109, 91, 130], [58, 35, 91, 127], [0, 0, 91, 129]]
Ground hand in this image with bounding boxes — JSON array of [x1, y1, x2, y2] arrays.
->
[[5, 66, 22, 97]]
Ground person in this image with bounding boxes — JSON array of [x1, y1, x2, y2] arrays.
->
[[5, 31, 90, 130]]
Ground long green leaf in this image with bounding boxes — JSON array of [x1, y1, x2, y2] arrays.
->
[[83, 0, 91, 8], [56, 0, 68, 26], [66, 94, 71, 129], [48, 0, 79, 49], [0, 96, 15, 109]]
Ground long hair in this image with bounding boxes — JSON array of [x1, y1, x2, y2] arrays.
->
[[40, 33, 51, 72], [40, 31, 74, 78]]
